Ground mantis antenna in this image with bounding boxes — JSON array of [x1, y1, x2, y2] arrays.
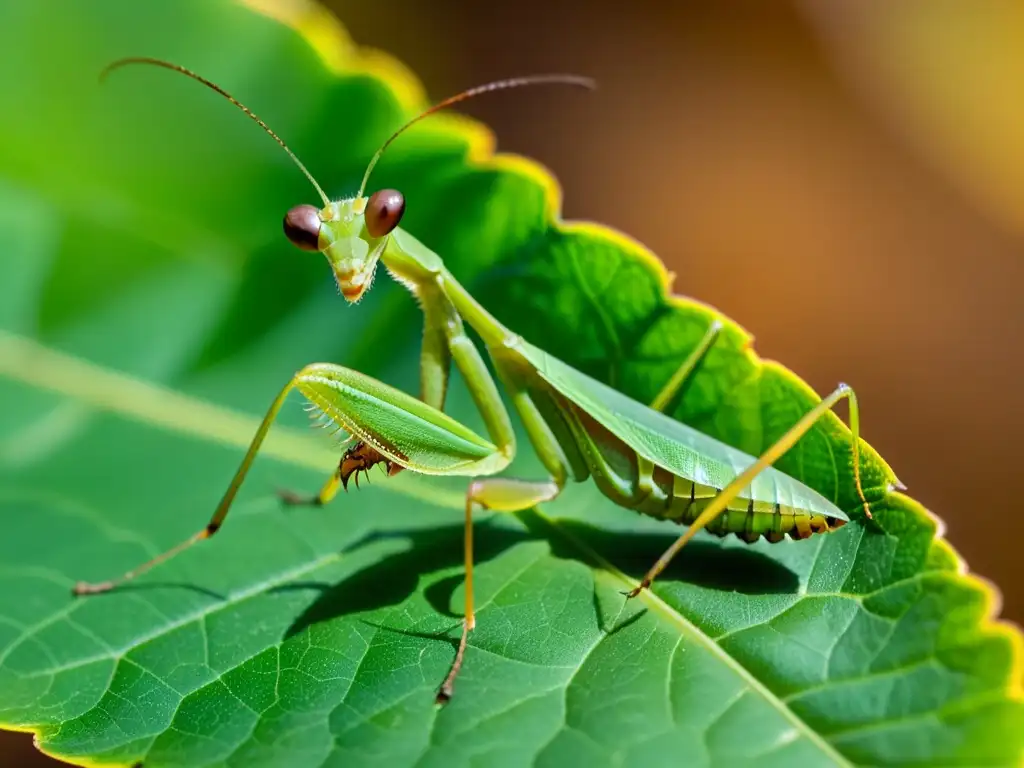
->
[[356, 73, 596, 199], [100, 56, 332, 206], [101, 57, 594, 208]]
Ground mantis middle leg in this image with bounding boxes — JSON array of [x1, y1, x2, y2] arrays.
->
[[418, 288, 577, 702]]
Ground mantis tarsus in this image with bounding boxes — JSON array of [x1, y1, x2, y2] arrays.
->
[[74, 57, 874, 704]]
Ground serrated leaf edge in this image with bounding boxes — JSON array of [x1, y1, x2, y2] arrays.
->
[[3, 0, 1021, 763], [240, 0, 1024, 746]]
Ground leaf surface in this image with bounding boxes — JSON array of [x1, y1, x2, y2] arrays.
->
[[0, 2, 1020, 766]]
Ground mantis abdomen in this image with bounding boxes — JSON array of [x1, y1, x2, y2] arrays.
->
[[531, 384, 846, 545], [663, 481, 839, 540], [651, 471, 841, 543]]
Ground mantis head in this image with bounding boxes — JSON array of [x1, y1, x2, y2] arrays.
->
[[101, 58, 593, 304], [282, 189, 405, 303], [278, 70, 591, 303]]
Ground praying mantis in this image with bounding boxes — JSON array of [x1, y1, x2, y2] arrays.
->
[[74, 57, 873, 704]]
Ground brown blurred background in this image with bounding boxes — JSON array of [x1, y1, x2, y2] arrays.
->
[[332, 0, 1024, 614], [9, 0, 1024, 764]]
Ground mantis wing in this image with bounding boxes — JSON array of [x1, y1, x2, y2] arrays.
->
[[512, 341, 849, 521]]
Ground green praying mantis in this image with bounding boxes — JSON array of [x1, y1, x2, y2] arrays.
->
[[74, 57, 874, 704]]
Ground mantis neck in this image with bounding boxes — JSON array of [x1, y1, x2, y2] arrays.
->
[[382, 229, 515, 349], [440, 269, 517, 349]]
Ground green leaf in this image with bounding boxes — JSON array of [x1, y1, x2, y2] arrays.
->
[[0, 2, 1021, 767]]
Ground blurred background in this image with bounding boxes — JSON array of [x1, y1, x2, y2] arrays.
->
[[332, 0, 1024, 613], [8, 0, 1024, 763]]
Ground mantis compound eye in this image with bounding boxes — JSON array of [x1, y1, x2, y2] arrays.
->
[[283, 204, 322, 251], [365, 189, 405, 238]]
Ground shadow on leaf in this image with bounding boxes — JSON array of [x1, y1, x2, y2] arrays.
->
[[280, 519, 531, 639], [518, 510, 801, 596], [279, 507, 799, 644]]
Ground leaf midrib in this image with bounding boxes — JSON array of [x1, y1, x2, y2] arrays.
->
[[0, 330, 464, 510], [0, 330, 849, 765], [529, 509, 850, 766]]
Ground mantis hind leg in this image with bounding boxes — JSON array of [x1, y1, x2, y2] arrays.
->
[[627, 383, 872, 599], [649, 319, 721, 413]]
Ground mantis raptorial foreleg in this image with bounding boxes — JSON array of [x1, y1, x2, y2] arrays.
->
[[278, 283, 458, 505], [625, 382, 870, 598], [420, 282, 455, 410]]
